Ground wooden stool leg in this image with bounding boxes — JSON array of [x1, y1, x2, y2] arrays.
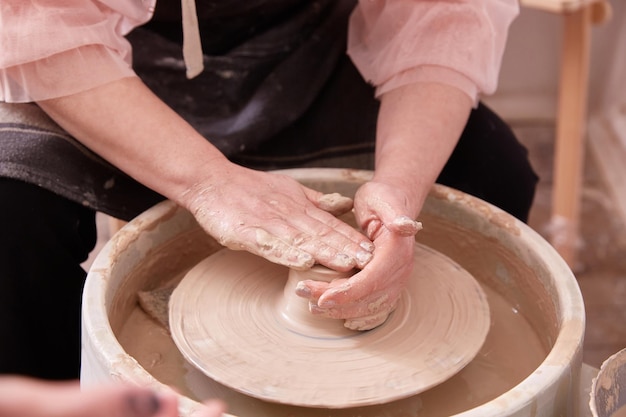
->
[[550, 6, 592, 268]]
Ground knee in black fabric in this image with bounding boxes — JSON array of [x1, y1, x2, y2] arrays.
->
[[437, 103, 539, 223], [0, 178, 97, 379]]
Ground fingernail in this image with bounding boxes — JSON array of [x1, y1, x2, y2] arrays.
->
[[318, 298, 336, 308], [309, 303, 324, 314], [356, 250, 373, 267], [360, 241, 375, 252], [295, 281, 311, 297], [297, 252, 315, 268], [334, 253, 354, 269], [126, 391, 161, 417]]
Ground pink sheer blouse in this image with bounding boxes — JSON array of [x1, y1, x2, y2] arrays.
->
[[0, 0, 518, 104]]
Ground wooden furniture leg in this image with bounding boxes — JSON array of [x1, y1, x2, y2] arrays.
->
[[550, 6, 592, 268]]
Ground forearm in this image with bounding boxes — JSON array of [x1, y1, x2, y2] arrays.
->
[[374, 82, 473, 217], [37, 76, 229, 208], [38, 76, 375, 271]]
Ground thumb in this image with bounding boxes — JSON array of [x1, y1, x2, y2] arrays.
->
[[357, 196, 421, 239]]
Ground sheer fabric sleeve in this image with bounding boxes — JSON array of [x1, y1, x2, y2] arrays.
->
[[0, 0, 156, 103], [347, 0, 519, 105]]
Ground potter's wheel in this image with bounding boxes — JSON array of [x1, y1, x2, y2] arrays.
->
[[169, 243, 490, 409]]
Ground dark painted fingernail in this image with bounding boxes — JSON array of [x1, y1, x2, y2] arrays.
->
[[126, 392, 161, 417]]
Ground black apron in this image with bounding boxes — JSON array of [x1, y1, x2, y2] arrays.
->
[[0, 0, 377, 220]]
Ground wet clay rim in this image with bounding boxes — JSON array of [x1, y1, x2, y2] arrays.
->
[[168, 244, 490, 408]]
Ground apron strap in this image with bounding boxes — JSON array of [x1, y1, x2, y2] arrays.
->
[[181, 0, 204, 78]]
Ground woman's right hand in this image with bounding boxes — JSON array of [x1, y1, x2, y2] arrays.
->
[[181, 163, 375, 272], [36, 78, 373, 273]]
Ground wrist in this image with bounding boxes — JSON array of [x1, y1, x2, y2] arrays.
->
[[174, 155, 232, 215], [370, 171, 430, 219]]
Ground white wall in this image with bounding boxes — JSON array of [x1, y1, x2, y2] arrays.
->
[[485, 0, 625, 122]]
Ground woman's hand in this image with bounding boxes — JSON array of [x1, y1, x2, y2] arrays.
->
[[182, 164, 375, 272], [352, 180, 423, 239], [0, 377, 225, 417], [38, 79, 375, 273], [295, 180, 421, 330], [296, 82, 473, 330]]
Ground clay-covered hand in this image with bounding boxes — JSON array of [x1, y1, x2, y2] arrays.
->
[[352, 180, 423, 240], [297, 228, 415, 330], [295, 180, 421, 330], [0, 376, 226, 417], [182, 164, 375, 271]]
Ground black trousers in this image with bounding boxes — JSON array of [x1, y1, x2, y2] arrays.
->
[[0, 98, 537, 380], [439, 101, 539, 222], [0, 179, 96, 380]]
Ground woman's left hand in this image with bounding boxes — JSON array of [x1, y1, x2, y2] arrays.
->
[[296, 180, 421, 330]]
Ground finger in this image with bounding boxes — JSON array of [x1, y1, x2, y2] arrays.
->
[[251, 218, 373, 271], [244, 226, 356, 271], [220, 227, 316, 270], [295, 277, 349, 300], [353, 186, 420, 237], [80, 386, 178, 417], [344, 310, 392, 331], [317, 235, 414, 306], [311, 288, 401, 319], [299, 191, 376, 254], [354, 194, 398, 230], [361, 210, 421, 239], [364, 219, 382, 240], [214, 194, 374, 270], [203, 193, 374, 270], [0, 377, 179, 417], [270, 186, 374, 267], [292, 207, 375, 268], [316, 269, 386, 307]]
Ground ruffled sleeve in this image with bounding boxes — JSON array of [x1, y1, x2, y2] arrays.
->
[[347, 0, 519, 104], [0, 0, 156, 103]]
